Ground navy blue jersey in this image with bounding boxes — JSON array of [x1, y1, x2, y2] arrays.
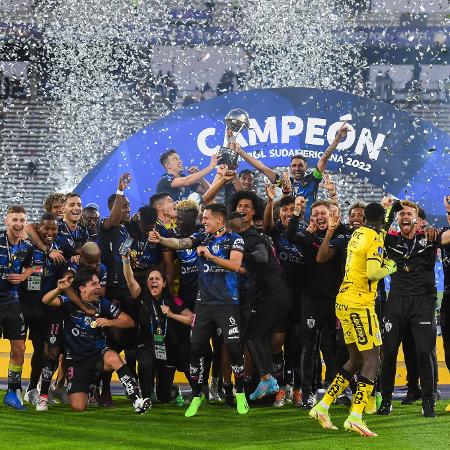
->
[[156, 172, 199, 202], [56, 219, 90, 259], [97, 220, 129, 288], [269, 221, 304, 286], [190, 231, 244, 305], [289, 168, 322, 221], [20, 243, 63, 304], [128, 221, 170, 271], [176, 247, 199, 302], [442, 226, 450, 294], [66, 261, 108, 287], [0, 231, 33, 305], [60, 295, 120, 361]]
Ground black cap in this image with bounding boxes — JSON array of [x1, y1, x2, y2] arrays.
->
[[364, 202, 385, 222]]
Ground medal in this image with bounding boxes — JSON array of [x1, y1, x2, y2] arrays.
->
[[156, 327, 162, 335], [404, 265, 410, 272], [90, 313, 99, 328]]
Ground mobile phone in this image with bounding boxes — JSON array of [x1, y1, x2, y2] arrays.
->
[[119, 236, 134, 256]]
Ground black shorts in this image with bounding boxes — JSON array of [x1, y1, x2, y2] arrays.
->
[[20, 302, 47, 342], [191, 303, 241, 345], [0, 302, 26, 340], [66, 354, 104, 395], [47, 308, 64, 349]]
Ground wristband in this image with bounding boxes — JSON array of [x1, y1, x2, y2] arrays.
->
[[122, 258, 130, 265], [116, 190, 124, 196]]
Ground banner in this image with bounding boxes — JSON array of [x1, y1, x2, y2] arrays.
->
[[76, 87, 450, 225]]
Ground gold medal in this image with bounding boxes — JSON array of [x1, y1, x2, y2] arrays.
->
[[156, 327, 162, 335], [404, 265, 410, 272]]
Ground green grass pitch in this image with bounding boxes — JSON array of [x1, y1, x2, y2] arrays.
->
[[1, 394, 450, 449]]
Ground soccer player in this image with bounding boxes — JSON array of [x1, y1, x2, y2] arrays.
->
[[309, 202, 397, 437], [41, 269, 151, 413], [19, 213, 60, 407], [441, 196, 450, 412], [233, 123, 349, 220], [1, 206, 34, 410], [43, 193, 64, 219], [81, 204, 100, 241], [379, 201, 450, 418], [149, 203, 249, 417], [228, 192, 292, 401], [156, 149, 217, 201], [149, 192, 178, 231], [287, 200, 349, 409], [263, 188, 306, 407]]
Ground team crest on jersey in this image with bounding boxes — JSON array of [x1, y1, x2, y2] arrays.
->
[[419, 237, 427, 247], [383, 318, 392, 333], [307, 318, 315, 329], [378, 247, 383, 255], [212, 244, 220, 254], [185, 249, 194, 255]]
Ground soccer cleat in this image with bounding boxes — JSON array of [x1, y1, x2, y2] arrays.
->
[[299, 391, 316, 410], [377, 398, 392, 415], [344, 417, 378, 437], [401, 389, 421, 405], [285, 384, 293, 403], [133, 397, 152, 414], [36, 395, 49, 411], [249, 377, 279, 401], [185, 394, 205, 417], [209, 383, 221, 402], [309, 404, 338, 430], [365, 395, 377, 415], [293, 388, 302, 407], [50, 385, 69, 405], [445, 403, 450, 413], [422, 400, 436, 418], [3, 390, 26, 411], [273, 388, 286, 407], [223, 383, 235, 406], [99, 390, 114, 408], [24, 387, 39, 406], [236, 392, 249, 415]]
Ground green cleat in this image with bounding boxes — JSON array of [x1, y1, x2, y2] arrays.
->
[[185, 394, 205, 417], [236, 392, 249, 415]]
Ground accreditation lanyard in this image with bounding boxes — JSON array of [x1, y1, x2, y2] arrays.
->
[[5, 237, 17, 269], [64, 222, 78, 248], [151, 300, 168, 361]]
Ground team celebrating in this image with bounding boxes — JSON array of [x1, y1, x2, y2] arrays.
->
[[1, 121, 449, 438]]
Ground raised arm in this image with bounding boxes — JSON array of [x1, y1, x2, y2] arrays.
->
[[316, 218, 339, 263], [122, 253, 142, 299], [149, 230, 194, 250], [42, 275, 72, 307], [286, 210, 306, 244], [317, 122, 349, 173], [162, 305, 193, 327], [202, 165, 237, 205], [234, 143, 277, 183], [102, 173, 131, 230], [263, 184, 276, 232], [171, 154, 218, 188]]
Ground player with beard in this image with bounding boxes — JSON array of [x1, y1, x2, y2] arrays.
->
[[1, 206, 34, 410], [379, 201, 450, 418], [42, 269, 151, 413], [287, 200, 349, 409], [149, 203, 249, 417], [229, 192, 292, 402], [156, 149, 217, 202], [43, 193, 64, 220], [19, 213, 60, 408], [309, 203, 396, 437], [234, 123, 349, 220], [441, 196, 450, 412], [263, 188, 306, 407]]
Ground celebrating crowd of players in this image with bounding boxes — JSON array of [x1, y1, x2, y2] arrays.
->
[[1, 123, 450, 437]]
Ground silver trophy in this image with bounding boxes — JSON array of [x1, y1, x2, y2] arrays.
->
[[217, 108, 251, 170]]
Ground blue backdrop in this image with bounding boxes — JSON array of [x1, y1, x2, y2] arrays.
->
[[76, 87, 450, 226]]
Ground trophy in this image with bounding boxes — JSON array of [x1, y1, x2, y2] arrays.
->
[[217, 108, 251, 170]]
